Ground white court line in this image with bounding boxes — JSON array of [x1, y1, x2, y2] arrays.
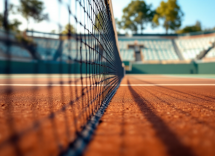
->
[[0, 84, 215, 87], [162, 75, 215, 80], [0, 84, 91, 87], [120, 84, 215, 86]]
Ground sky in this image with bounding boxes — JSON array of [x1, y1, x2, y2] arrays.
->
[[1, 0, 215, 34], [112, 0, 215, 33]]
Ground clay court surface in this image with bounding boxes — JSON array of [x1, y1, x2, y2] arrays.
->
[[0, 74, 215, 156], [0, 74, 109, 156], [84, 75, 215, 156]]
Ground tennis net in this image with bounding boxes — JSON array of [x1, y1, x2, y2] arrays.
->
[[0, 0, 124, 155]]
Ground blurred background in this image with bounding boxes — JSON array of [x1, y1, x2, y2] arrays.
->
[[114, 0, 215, 34], [1, 0, 215, 74], [2, 0, 215, 33], [1, 1, 215, 156]]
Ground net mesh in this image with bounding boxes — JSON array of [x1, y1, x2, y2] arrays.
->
[[0, 0, 123, 155]]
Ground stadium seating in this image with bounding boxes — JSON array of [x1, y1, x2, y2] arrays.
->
[[175, 37, 215, 60], [118, 39, 179, 61], [0, 29, 32, 59], [0, 42, 31, 59], [33, 38, 59, 60], [205, 48, 215, 58], [118, 36, 215, 61], [33, 38, 99, 61], [61, 40, 99, 61], [1, 28, 215, 62], [120, 49, 135, 61], [0, 28, 16, 40], [141, 40, 178, 61]]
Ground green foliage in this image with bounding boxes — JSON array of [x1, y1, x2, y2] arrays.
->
[[94, 10, 107, 31], [51, 30, 56, 34], [153, 0, 183, 34], [176, 21, 202, 34], [16, 33, 35, 45], [5, 16, 22, 32], [115, 18, 120, 32], [8, 19, 22, 32], [204, 27, 215, 32], [1, 1, 47, 31], [119, 0, 154, 34], [61, 24, 76, 35], [0, 4, 22, 31], [115, 18, 123, 35], [0, 13, 3, 28], [18, 0, 48, 26]]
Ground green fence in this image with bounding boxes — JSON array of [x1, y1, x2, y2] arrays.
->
[[126, 62, 215, 74], [1, 60, 214, 74], [198, 62, 215, 74], [0, 60, 95, 74]]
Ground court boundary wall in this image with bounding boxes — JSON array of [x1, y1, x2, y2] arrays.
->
[[126, 62, 215, 74], [1, 60, 214, 74]]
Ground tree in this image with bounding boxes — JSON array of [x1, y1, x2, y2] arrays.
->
[[204, 27, 215, 32], [0, 4, 22, 31], [119, 0, 155, 34], [7, 19, 22, 32], [115, 18, 122, 34], [61, 24, 76, 35], [50, 30, 56, 34], [0, 13, 4, 28], [94, 10, 108, 32], [153, 0, 183, 34], [176, 21, 202, 34], [18, 0, 48, 29]]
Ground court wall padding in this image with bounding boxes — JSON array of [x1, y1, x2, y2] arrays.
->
[[0, 60, 214, 74], [126, 62, 215, 74], [0, 60, 95, 74], [198, 62, 215, 74]]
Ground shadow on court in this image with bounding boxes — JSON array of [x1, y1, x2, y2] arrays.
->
[[127, 79, 195, 156]]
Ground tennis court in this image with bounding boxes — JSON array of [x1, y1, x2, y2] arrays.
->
[[1, 0, 215, 155], [84, 75, 215, 156], [0, 0, 125, 154], [0, 73, 122, 156], [1, 75, 215, 156]]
